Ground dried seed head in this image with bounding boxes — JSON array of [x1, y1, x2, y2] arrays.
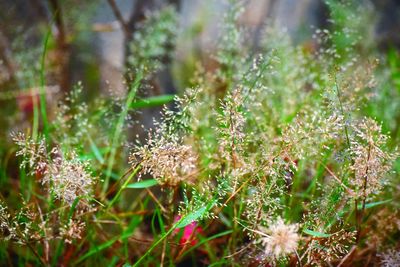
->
[[42, 148, 95, 205], [12, 132, 48, 175], [258, 217, 300, 258], [379, 249, 400, 267], [60, 219, 85, 244], [132, 136, 197, 186], [350, 118, 396, 197], [307, 229, 356, 264], [13, 133, 95, 206]]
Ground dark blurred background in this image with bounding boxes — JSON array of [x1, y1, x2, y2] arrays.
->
[[1, 0, 399, 91]]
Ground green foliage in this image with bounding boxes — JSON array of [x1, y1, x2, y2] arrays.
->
[[127, 6, 178, 77]]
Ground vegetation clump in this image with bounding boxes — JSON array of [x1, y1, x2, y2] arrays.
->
[[0, 1, 399, 266]]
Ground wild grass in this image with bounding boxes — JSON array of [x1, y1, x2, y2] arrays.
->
[[0, 1, 400, 266]]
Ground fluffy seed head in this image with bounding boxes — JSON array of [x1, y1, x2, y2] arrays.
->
[[259, 217, 300, 258], [379, 249, 400, 267], [42, 147, 94, 205]]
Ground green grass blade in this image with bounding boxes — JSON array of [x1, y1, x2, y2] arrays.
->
[[303, 229, 332, 238], [107, 165, 141, 209], [126, 179, 158, 189], [130, 94, 175, 109], [179, 230, 233, 259], [67, 197, 81, 221], [357, 199, 392, 210], [75, 215, 141, 264], [39, 25, 52, 141], [176, 198, 218, 229], [133, 198, 218, 266], [76, 236, 119, 264], [87, 133, 105, 164], [132, 223, 175, 267], [102, 72, 143, 196]]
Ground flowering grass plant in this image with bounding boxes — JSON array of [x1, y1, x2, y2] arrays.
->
[[1, 1, 400, 266]]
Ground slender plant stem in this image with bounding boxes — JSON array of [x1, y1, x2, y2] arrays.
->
[[102, 72, 143, 196], [107, 164, 141, 209], [357, 144, 372, 241], [39, 26, 52, 141], [334, 76, 351, 149], [106, 0, 131, 39]]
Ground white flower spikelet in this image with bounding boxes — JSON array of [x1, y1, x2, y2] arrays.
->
[[133, 138, 197, 186], [259, 217, 300, 258], [60, 219, 86, 244], [379, 249, 400, 267], [43, 148, 94, 205], [13, 133, 95, 205]]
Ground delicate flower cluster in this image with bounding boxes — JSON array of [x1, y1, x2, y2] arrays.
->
[[128, 6, 177, 76], [215, 0, 245, 84], [131, 89, 199, 186], [42, 147, 94, 205], [258, 217, 300, 259], [54, 82, 92, 149], [132, 136, 197, 186], [0, 202, 17, 241], [369, 209, 400, 246], [0, 201, 38, 243], [12, 132, 47, 175], [217, 88, 246, 169], [60, 219, 86, 244], [282, 110, 344, 160], [13, 133, 95, 205], [379, 249, 400, 267], [306, 229, 356, 264], [350, 118, 396, 197]]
